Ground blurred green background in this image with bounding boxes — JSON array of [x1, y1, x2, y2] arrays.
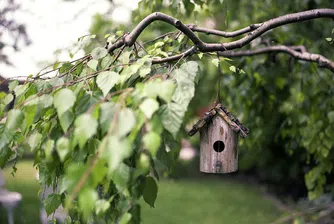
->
[[1, 161, 280, 224]]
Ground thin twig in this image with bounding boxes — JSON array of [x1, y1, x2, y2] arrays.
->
[[143, 31, 176, 45], [219, 45, 334, 72]]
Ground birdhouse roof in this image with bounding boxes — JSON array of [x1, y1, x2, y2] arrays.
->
[[188, 103, 249, 138]]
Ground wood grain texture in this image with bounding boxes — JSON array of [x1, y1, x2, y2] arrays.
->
[[200, 116, 238, 173]]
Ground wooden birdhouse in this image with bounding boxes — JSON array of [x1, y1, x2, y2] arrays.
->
[[188, 104, 249, 174]]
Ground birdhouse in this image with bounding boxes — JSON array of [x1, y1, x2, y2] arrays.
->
[[188, 104, 249, 174]]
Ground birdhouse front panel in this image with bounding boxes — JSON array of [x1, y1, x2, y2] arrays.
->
[[199, 115, 238, 173]]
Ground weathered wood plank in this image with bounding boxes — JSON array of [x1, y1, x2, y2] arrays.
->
[[200, 116, 238, 173]]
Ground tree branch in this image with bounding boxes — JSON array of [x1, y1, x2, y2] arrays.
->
[[152, 46, 197, 64], [108, 9, 334, 54], [219, 45, 334, 72], [108, 12, 206, 52], [206, 8, 334, 51], [187, 23, 262, 38]]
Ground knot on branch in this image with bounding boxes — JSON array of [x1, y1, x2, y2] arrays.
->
[[174, 20, 181, 27], [123, 33, 132, 46]]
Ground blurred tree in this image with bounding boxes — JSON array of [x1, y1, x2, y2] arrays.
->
[[0, 0, 30, 67]]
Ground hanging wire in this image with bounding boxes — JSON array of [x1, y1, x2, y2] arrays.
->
[[216, 51, 222, 104]]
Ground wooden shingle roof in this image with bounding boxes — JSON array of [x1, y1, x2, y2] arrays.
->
[[188, 103, 249, 138]]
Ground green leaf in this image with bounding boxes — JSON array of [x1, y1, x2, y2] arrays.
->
[[326, 37, 332, 42], [137, 56, 152, 78], [4, 93, 13, 105], [50, 77, 65, 87], [8, 81, 18, 92], [159, 80, 176, 103], [74, 114, 98, 149], [96, 71, 120, 96], [121, 51, 131, 64], [60, 163, 85, 193], [143, 176, 158, 208], [0, 128, 13, 150], [149, 114, 164, 134], [99, 102, 118, 134], [139, 98, 159, 119], [25, 94, 53, 108], [78, 188, 98, 220], [14, 84, 28, 96], [87, 59, 98, 71], [143, 132, 161, 156], [0, 92, 6, 99], [184, 1, 195, 16], [112, 163, 130, 190], [73, 63, 84, 77], [168, 62, 198, 110], [143, 79, 161, 98], [119, 64, 141, 84], [140, 67, 151, 78], [54, 89, 76, 116], [28, 131, 43, 150], [154, 41, 164, 48], [56, 137, 69, 162], [229, 65, 236, 73], [159, 103, 185, 137], [328, 111, 334, 123], [102, 136, 132, 173], [59, 63, 73, 74], [95, 199, 110, 215], [211, 58, 219, 67], [0, 105, 4, 117], [5, 109, 24, 131], [177, 34, 184, 43], [135, 153, 150, 178], [119, 213, 132, 224], [118, 108, 136, 137], [179, 61, 199, 81], [157, 147, 173, 171], [53, 61, 60, 70], [101, 55, 113, 69], [116, 30, 124, 36], [44, 193, 62, 216], [24, 105, 37, 130], [172, 76, 195, 110], [0, 146, 14, 168], [59, 111, 74, 133], [91, 47, 108, 59], [43, 139, 54, 160], [91, 157, 107, 187]]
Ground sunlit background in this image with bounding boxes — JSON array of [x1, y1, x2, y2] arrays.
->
[[0, 0, 139, 77]]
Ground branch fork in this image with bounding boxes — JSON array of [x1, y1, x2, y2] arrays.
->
[[107, 9, 334, 72]]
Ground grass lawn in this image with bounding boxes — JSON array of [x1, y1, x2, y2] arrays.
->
[[1, 161, 280, 223]]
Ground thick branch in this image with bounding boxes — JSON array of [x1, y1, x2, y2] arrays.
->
[[187, 23, 262, 38], [143, 23, 262, 46], [210, 8, 334, 51], [108, 12, 206, 52], [219, 45, 334, 72], [108, 9, 334, 54]]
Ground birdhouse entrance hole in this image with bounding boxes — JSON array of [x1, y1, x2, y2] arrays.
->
[[213, 140, 225, 152]]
